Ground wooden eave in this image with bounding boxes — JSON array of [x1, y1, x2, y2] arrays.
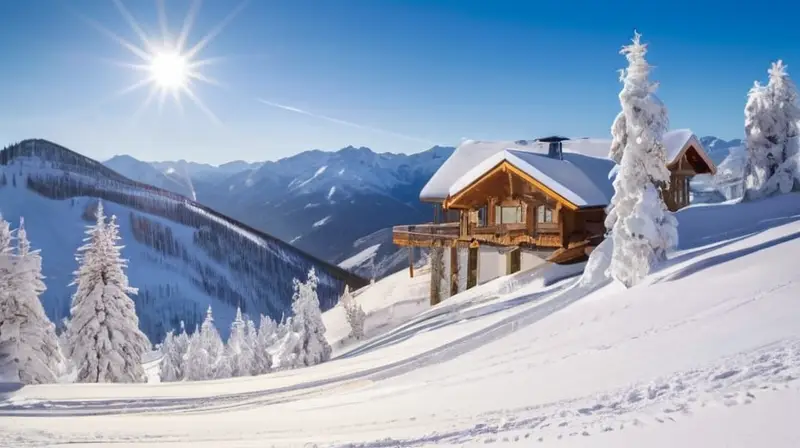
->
[[667, 142, 717, 176], [420, 196, 445, 204], [443, 160, 581, 211]]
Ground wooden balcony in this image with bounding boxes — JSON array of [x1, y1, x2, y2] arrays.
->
[[392, 223, 460, 247], [392, 221, 562, 248]]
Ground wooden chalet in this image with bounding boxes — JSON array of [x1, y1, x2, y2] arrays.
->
[[661, 130, 717, 211], [393, 130, 717, 304]]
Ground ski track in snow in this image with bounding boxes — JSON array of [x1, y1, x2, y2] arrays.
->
[[2, 283, 799, 446], [330, 339, 800, 447], [0, 282, 574, 418], [3, 339, 798, 447]]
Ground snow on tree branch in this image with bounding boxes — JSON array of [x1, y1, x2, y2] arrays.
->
[[605, 32, 677, 288]]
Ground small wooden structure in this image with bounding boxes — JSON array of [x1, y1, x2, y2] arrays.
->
[[662, 140, 717, 211]]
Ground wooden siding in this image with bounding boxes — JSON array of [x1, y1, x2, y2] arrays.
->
[[662, 173, 690, 212]]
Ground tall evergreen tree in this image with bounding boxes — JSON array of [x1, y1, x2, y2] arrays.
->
[[225, 307, 254, 377], [744, 60, 800, 199], [252, 314, 275, 375], [340, 285, 366, 341], [183, 324, 207, 381], [287, 268, 331, 368], [158, 330, 181, 382], [0, 216, 63, 384], [174, 320, 190, 373], [159, 321, 190, 382], [66, 203, 151, 383], [605, 32, 677, 288], [194, 306, 228, 380]]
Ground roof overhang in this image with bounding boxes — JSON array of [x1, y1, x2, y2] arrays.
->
[[667, 135, 717, 175], [444, 160, 581, 211]]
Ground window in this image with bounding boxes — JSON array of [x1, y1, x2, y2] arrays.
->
[[537, 205, 554, 223], [476, 206, 487, 226], [495, 205, 523, 224]]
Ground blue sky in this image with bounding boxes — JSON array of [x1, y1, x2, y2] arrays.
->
[[2, 0, 799, 164]]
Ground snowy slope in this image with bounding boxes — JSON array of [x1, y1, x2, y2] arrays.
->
[[0, 140, 367, 342], [2, 193, 799, 446]]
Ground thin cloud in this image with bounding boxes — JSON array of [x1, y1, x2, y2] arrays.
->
[[257, 98, 436, 146]]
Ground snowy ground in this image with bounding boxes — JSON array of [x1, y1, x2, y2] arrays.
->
[[1, 194, 800, 447]]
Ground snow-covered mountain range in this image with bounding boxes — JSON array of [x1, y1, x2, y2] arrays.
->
[[107, 145, 455, 272], [0, 139, 368, 342], [105, 136, 744, 280]]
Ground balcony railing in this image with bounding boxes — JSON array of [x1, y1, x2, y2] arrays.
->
[[392, 221, 563, 248], [392, 222, 460, 247]]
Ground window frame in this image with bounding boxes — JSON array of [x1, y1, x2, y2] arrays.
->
[[536, 205, 554, 223], [494, 205, 523, 224]]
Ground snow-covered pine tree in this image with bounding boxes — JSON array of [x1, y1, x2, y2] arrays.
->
[[744, 60, 800, 199], [252, 314, 275, 375], [174, 320, 190, 374], [158, 330, 181, 382], [66, 203, 152, 383], [743, 80, 773, 197], [287, 268, 331, 368], [0, 216, 64, 384], [272, 316, 299, 370], [767, 61, 800, 191], [183, 324, 207, 381], [0, 215, 16, 378], [604, 32, 677, 288], [340, 285, 366, 341], [225, 307, 254, 377], [198, 305, 229, 379]]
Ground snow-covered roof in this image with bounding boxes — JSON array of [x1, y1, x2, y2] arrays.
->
[[448, 149, 615, 208], [421, 129, 711, 202], [662, 129, 716, 174]]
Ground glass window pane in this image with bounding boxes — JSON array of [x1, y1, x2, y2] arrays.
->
[[545, 208, 553, 223], [501, 206, 520, 224], [495, 205, 501, 223], [537, 206, 545, 222]]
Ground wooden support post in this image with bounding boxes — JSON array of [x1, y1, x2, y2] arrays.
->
[[430, 242, 444, 306], [556, 202, 565, 248], [408, 247, 414, 278], [450, 246, 458, 296]]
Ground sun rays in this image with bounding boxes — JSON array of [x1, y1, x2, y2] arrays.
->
[[83, 0, 248, 123]]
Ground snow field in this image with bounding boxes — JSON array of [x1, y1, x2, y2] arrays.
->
[[1, 195, 800, 446]]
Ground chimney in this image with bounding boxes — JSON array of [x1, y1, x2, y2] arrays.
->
[[538, 136, 568, 160], [548, 141, 562, 160]]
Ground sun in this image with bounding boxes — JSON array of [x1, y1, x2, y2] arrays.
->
[[85, 0, 249, 122], [149, 51, 189, 90]]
